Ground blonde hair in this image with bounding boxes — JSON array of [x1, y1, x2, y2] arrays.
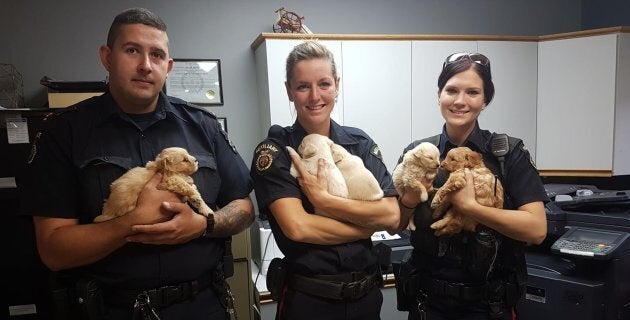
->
[[285, 41, 338, 83]]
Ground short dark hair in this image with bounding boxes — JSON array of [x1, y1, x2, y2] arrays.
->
[[106, 7, 167, 48], [437, 57, 495, 105]]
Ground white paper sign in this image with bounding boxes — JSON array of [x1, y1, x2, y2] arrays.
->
[[6, 117, 29, 144]]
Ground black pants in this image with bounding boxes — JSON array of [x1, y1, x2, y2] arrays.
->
[[105, 287, 228, 320], [277, 285, 383, 320], [407, 301, 514, 320]]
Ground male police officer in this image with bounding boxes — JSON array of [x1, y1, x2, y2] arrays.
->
[[20, 8, 253, 319]]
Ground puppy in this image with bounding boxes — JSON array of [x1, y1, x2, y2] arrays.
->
[[94, 147, 212, 222], [330, 143, 383, 201], [288, 133, 348, 198], [392, 142, 441, 230], [430, 147, 503, 236]]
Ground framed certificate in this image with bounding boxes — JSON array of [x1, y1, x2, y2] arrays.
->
[[165, 59, 223, 105]]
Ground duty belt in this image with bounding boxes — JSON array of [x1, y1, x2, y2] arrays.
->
[[104, 271, 216, 309], [288, 270, 381, 300], [418, 276, 504, 302]]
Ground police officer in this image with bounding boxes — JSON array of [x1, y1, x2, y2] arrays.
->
[[250, 41, 400, 320], [394, 52, 548, 320], [20, 8, 253, 320]]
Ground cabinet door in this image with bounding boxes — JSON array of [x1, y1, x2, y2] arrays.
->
[[411, 41, 477, 144], [614, 34, 630, 175], [342, 41, 412, 171], [537, 35, 617, 171], [478, 41, 538, 160], [254, 39, 344, 138]]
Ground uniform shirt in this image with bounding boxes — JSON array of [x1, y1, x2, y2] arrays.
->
[[20, 90, 253, 289], [251, 120, 397, 276], [400, 122, 548, 282]]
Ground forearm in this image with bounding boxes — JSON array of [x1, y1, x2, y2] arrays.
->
[[269, 198, 374, 245], [209, 197, 254, 238], [33, 216, 134, 271], [316, 195, 400, 231], [464, 201, 547, 244]]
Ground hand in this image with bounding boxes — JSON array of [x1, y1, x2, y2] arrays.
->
[[400, 186, 423, 209], [127, 202, 206, 245], [448, 168, 477, 214], [127, 173, 181, 225], [287, 146, 330, 209]]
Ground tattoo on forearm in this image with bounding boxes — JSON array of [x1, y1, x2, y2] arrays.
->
[[211, 201, 252, 237]]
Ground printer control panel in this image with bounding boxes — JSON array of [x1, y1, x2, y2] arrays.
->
[[551, 227, 629, 259]]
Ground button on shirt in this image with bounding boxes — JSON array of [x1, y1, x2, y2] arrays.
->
[[21, 91, 253, 289], [251, 120, 397, 276]]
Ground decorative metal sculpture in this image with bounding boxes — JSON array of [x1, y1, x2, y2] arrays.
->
[[273, 7, 312, 34]]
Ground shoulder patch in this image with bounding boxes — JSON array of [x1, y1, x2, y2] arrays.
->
[[254, 143, 280, 173], [521, 144, 537, 169], [371, 144, 383, 160]]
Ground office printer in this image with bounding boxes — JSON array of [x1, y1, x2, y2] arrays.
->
[[519, 184, 630, 320]]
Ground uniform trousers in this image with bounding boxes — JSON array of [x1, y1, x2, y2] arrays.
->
[[277, 284, 383, 320]]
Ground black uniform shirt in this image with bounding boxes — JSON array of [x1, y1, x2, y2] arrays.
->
[[401, 122, 548, 281], [251, 120, 397, 276], [21, 90, 253, 289]]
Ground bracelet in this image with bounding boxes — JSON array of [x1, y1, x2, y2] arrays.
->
[[398, 198, 417, 210], [201, 214, 215, 238]]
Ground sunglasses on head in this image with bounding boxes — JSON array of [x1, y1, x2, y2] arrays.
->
[[443, 52, 490, 70]]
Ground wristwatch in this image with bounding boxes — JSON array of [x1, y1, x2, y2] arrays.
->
[[202, 214, 215, 238]]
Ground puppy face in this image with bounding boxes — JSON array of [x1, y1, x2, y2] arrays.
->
[[408, 142, 440, 171], [298, 134, 333, 159], [155, 147, 198, 175], [441, 147, 483, 172]]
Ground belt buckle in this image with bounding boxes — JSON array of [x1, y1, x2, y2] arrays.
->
[[161, 285, 183, 307], [341, 281, 359, 299]]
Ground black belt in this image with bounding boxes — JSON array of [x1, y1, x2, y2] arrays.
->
[[418, 276, 504, 302], [104, 271, 216, 309], [288, 270, 381, 301]]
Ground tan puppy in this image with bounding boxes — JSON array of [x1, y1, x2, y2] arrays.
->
[[392, 142, 440, 230], [330, 143, 383, 201], [94, 147, 212, 222], [430, 147, 503, 236], [288, 133, 349, 198]]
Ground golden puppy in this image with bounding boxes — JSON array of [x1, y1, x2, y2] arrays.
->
[[330, 143, 383, 201], [430, 147, 503, 236], [392, 142, 440, 230], [93, 147, 212, 222], [288, 133, 348, 198]]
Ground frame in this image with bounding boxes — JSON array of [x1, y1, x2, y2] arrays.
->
[[217, 117, 227, 133], [165, 59, 223, 105]]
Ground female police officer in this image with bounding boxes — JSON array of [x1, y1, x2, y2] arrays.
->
[[394, 52, 548, 320], [250, 41, 400, 320]]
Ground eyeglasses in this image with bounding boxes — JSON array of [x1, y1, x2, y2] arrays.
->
[[443, 52, 490, 70]]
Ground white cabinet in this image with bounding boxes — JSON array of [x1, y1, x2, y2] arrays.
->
[[478, 41, 539, 159], [537, 34, 629, 175], [342, 41, 412, 171]]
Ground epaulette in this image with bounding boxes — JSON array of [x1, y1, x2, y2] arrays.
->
[[167, 96, 217, 119]]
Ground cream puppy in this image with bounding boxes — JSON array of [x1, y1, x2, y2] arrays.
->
[[392, 142, 441, 230], [288, 133, 349, 198], [330, 143, 383, 201], [94, 147, 213, 222]]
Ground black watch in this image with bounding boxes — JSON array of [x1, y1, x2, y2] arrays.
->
[[202, 214, 215, 238]]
